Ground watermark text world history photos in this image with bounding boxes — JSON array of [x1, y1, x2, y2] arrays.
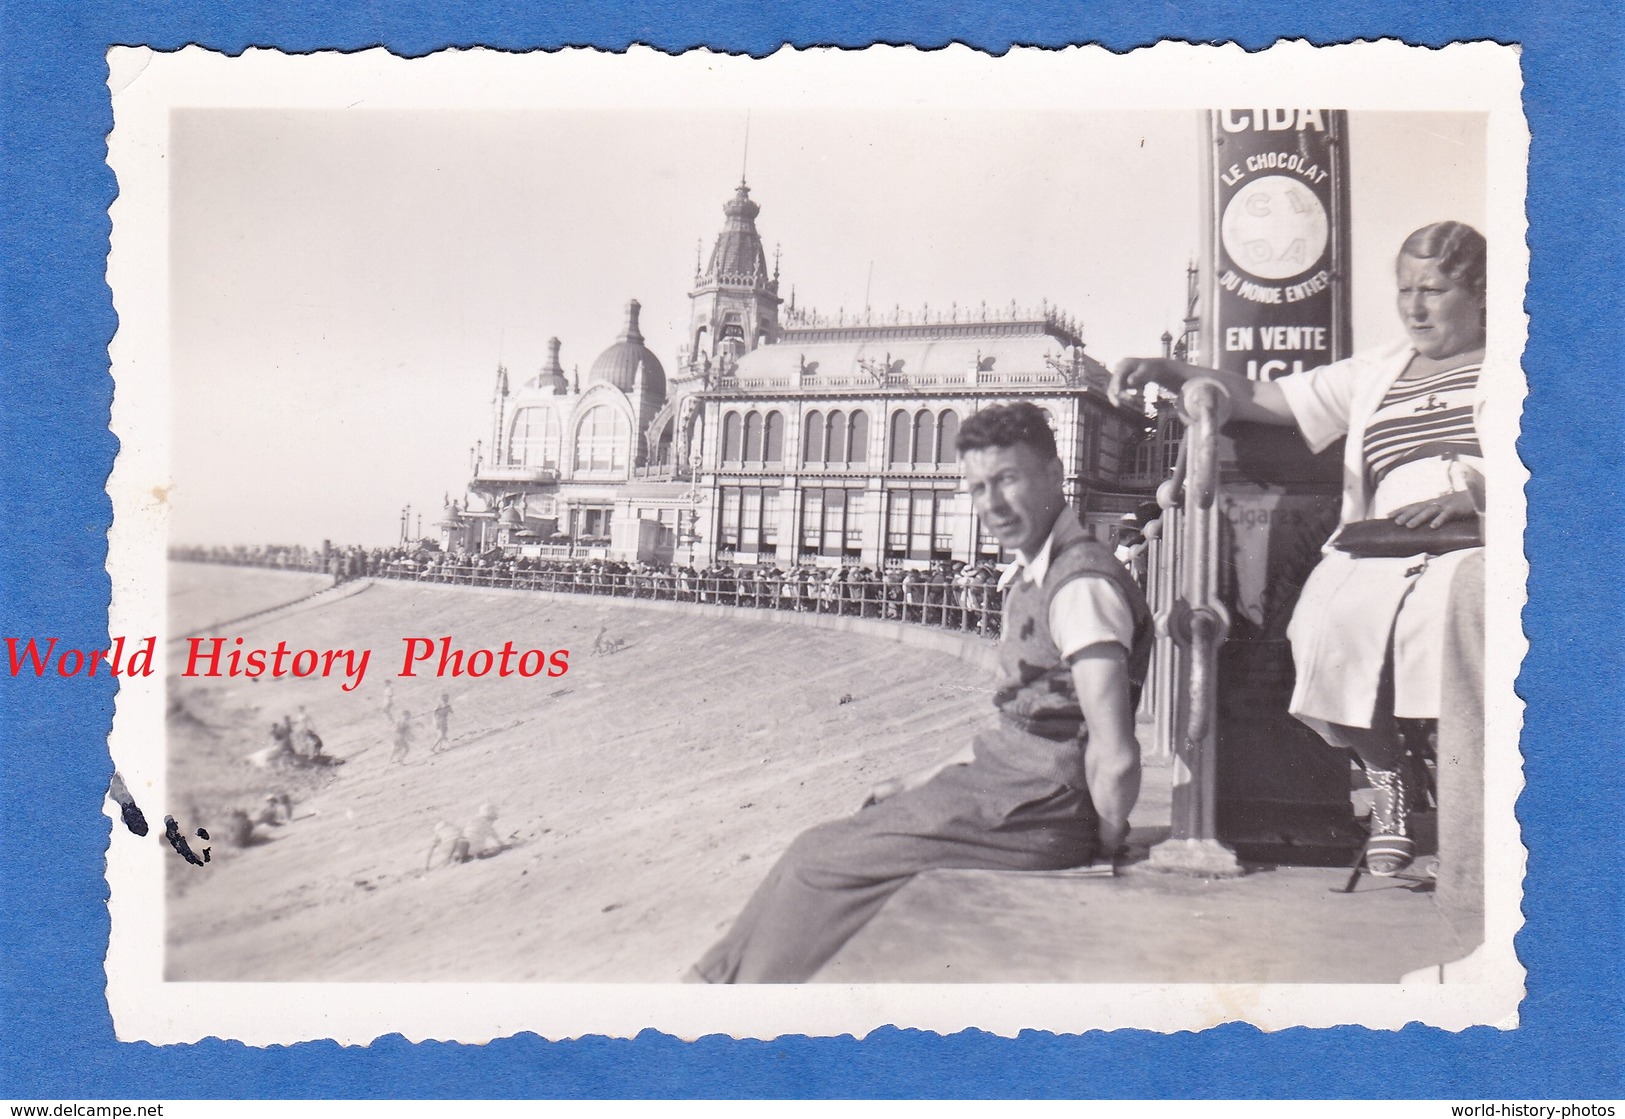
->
[[4, 635, 571, 691]]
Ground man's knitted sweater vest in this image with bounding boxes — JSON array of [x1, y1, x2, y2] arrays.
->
[[978, 522, 1153, 789]]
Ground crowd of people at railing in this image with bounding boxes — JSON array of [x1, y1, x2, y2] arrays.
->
[[169, 543, 1007, 638], [171, 542, 416, 580]]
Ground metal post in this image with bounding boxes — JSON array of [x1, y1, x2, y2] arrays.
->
[[1147, 378, 1244, 877], [1140, 513, 1170, 765]]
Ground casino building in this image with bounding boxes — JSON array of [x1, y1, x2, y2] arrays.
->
[[443, 179, 1179, 567]]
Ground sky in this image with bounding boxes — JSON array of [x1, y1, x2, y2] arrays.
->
[[168, 108, 1486, 547]]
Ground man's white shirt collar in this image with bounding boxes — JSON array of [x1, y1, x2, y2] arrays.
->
[[997, 512, 1073, 590]]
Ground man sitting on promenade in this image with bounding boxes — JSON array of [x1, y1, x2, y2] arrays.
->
[[691, 401, 1151, 983]]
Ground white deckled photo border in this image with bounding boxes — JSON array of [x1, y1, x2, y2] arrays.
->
[[104, 41, 1529, 1043]]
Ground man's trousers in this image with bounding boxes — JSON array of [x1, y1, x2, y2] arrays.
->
[[694, 744, 1099, 984]]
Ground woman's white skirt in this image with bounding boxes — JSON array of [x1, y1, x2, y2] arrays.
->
[[1286, 454, 1484, 731], [1287, 547, 1478, 729]]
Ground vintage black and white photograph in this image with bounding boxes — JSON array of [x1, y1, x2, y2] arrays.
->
[[103, 43, 1527, 1042]]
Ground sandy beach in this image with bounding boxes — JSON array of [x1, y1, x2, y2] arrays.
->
[[165, 562, 993, 982]]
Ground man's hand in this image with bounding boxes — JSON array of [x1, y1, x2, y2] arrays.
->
[[860, 773, 913, 810], [859, 743, 975, 812], [1390, 489, 1478, 529]]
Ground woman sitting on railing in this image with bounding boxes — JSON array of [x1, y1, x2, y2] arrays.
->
[[1111, 221, 1489, 878]]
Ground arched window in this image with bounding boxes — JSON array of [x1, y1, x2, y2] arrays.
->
[[656, 424, 674, 466], [912, 409, 935, 465], [826, 412, 847, 469], [848, 411, 869, 465], [508, 407, 562, 469], [722, 411, 743, 462], [803, 410, 825, 465], [763, 411, 784, 464], [573, 405, 630, 474], [935, 409, 960, 464], [744, 412, 764, 463], [888, 410, 910, 466], [685, 411, 704, 466]]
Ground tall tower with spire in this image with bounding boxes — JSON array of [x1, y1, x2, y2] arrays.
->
[[684, 180, 783, 376]]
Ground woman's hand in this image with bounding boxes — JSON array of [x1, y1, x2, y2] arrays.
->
[[1108, 357, 1172, 407], [1109, 356, 1297, 424], [1390, 489, 1479, 529]]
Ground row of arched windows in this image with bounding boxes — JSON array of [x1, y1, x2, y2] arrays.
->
[[519, 400, 1058, 477], [509, 404, 628, 475], [804, 409, 869, 466], [721, 410, 786, 464], [721, 405, 977, 470], [888, 408, 961, 467]]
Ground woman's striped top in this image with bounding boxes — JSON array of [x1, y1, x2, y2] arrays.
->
[[1362, 361, 1481, 486]]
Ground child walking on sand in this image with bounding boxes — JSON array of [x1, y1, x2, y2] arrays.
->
[[388, 709, 415, 765]]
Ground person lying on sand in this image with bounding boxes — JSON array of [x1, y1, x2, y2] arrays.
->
[[424, 804, 509, 869], [225, 808, 256, 848], [460, 804, 507, 859], [253, 792, 294, 827], [225, 794, 296, 848], [425, 820, 468, 869]]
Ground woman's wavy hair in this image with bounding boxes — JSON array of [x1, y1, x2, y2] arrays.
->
[[1399, 221, 1487, 301]]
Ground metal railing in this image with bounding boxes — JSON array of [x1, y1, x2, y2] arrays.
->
[[169, 550, 1004, 641]]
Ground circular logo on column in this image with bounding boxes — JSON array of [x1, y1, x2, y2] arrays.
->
[[1221, 174, 1329, 280]]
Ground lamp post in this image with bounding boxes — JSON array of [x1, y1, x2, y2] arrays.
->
[[680, 450, 706, 564]]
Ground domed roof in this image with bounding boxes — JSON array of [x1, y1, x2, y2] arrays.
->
[[588, 299, 666, 399]]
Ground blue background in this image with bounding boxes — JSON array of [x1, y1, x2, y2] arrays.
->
[[1, 0, 1620, 1100]]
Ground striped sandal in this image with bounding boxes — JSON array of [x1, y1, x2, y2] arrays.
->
[[1363, 765, 1416, 877]]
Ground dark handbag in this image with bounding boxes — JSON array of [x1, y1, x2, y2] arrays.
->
[[1332, 516, 1484, 558]]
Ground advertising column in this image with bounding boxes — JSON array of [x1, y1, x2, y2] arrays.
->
[[1210, 108, 1352, 382], [1202, 109, 1362, 861]]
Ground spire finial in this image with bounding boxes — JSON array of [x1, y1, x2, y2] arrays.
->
[[740, 110, 751, 186], [621, 298, 644, 344]]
